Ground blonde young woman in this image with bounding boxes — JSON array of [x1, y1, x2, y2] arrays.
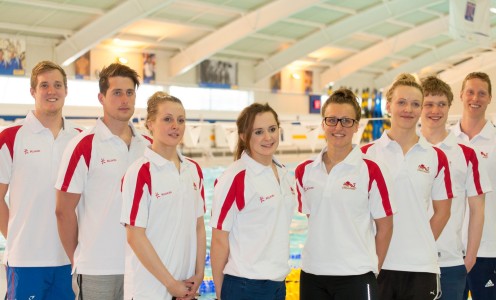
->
[[121, 92, 206, 300], [210, 103, 296, 300], [362, 74, 454, 300]]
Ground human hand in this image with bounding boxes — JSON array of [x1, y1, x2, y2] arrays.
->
[[166, 279, 194, 298]]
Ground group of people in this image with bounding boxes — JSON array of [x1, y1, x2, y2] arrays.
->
[[0, 59, 494, 300]]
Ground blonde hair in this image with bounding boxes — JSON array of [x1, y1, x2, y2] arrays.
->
[[386, 73, 423, 103], [145, 91, 184, 134], [462, 72, 492, 96]]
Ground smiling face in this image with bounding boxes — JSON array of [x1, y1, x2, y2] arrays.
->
[[421, 94, 450, 131], [461, 78, 492, 120], [387, 85, 423, 131], [98, 76, 136, 124], [147, 101, 185, 151], [322, 103, 358, 150], [30, 69, 67, 117], [246, 111, 279, 165]]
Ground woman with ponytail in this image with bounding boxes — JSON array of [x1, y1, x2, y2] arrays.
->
[[210, 103, 296, 300]]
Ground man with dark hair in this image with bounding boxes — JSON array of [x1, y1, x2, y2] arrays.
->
[[55, 63, 151, 300], [0, 60, 81, 299]]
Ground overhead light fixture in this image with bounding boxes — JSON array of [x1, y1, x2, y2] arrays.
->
[[291, 72, 301, 80], [490, 7, 496, 14], [117, 57, 128, 64]]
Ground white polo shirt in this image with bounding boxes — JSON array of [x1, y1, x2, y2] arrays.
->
[[452, 120, 496, 258], [295, 146, 395, 276], [427, 131, 492, 267], [209, 152, 296, 281], [121, 147, 205, 300], [0, 111, 81, 267], [55, 118, 150, 275], [362, 132, 453, 274]]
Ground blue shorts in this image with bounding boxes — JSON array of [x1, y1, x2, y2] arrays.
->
[[440, 265, 467, 300], [464, 257, 496, 300], [6, 264, 74, 300], [221, 274, 285, 300]]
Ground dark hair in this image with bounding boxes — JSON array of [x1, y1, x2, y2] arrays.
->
[[421, 76, 453, 106], [462, 72, 492, 96], [145, 91, 184, 134], [234, 103, 280, 160], [386, 73, 423, 103], [321, 88, 361, 121], [30, 60, 67, 89], [98, 63, 140, 95]]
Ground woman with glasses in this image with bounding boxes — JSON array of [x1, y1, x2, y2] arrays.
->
[[210, 103, 296, 300], [295, 88, 395, 299], [361, 74, 454, 300]]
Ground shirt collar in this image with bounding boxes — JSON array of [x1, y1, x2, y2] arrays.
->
[[241, 151, 283, 175], [378, 130, 430, 150], [451, 119, 496, 141], [95, 117, 137, 141], [310, 145, 362, 169], [24, 110, 69, 134], [144, 146, 184, 168]]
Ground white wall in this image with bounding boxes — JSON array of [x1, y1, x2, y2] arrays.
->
[[3, 34, 496, 118]]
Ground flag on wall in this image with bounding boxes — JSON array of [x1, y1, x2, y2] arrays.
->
[[449, 0, 491, 44]]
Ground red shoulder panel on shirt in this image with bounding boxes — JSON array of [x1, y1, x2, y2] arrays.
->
[[0, 125, 22, 159]]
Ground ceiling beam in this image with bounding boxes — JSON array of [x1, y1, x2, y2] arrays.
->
[[439, 50, 496, 84], [319, 16, 448, 86], [55, 0, 173, 66], [254, 0, 441, 82], [168, 0, 321, 77], [0, 22, 73, 36], [2, 0, 104, 15], [315, 3, 356, 15], [374, 26, 496, 87]]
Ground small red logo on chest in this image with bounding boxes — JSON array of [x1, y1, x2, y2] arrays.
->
[[101, 158, 117, 164], [260, 194, 275, 203], [480, 151, 489, 159], [418, 164, 430, 173], [342, 181, 356, 190], [24, 149, 40, 155], [155, 191, 172, 199]]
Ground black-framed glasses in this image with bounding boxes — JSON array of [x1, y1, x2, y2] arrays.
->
[[323, 117, 357, 128]]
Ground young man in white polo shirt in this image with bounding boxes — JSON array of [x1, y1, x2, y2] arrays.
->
[[451, 72, 496, 300], [420, 76, 491, 300], [0, 61, 81, 299], [55, 63, 150, 300], [362, 73, 453, 300]]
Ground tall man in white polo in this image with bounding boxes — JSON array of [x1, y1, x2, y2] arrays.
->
[[55, 63, 150, 300], [0, 61, 81, 299], [420, 76, 491, 300], [451, 72, 496, 300]]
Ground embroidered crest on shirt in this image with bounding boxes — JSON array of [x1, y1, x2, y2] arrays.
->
[[290, 186, 295, 195], [260, 194, 275, 203], [193, 182, 198, 190], [480, 151, 489, 159], [342, 181, 356, 190], [24, 148, 40, 155], [417, 164, 430, 173], [100, 158, 117, 164]]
